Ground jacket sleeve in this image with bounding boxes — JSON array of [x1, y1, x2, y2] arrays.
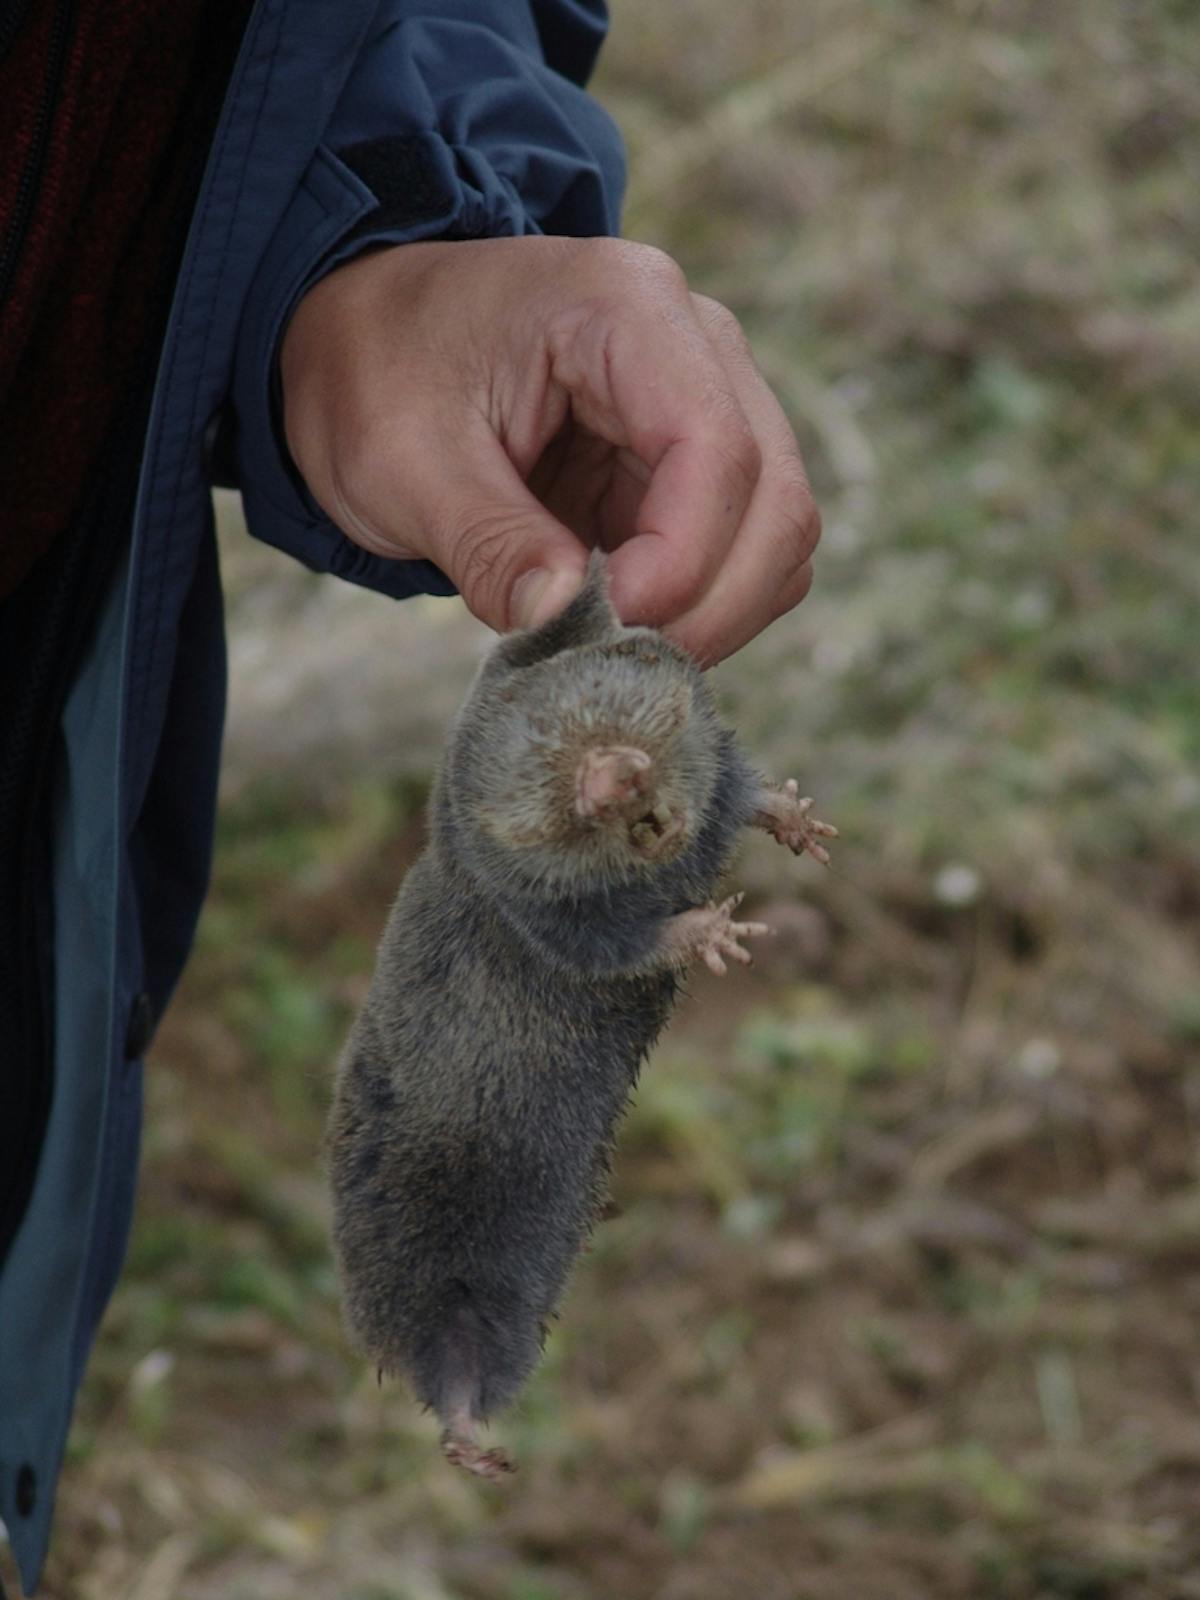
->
[[227, 0, 626, 602]]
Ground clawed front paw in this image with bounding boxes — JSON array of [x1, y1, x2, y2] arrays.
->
[[689, 893, 771, 976], [757, 779, 838, 864]]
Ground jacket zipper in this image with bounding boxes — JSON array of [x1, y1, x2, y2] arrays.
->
[[0, 0, 72, 310]]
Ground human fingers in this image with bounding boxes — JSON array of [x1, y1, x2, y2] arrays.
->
[[407, 423, 592, 630], [320, 398, 591, 631], [281, 244, 588, 631], [543, 244, 763, 624], [281, 238, 804, 641], [652, 294, 821, 664]]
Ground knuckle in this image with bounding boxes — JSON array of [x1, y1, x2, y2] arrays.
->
[[772, 559, 815, 621], [598, 238, 689, 300], [447, 506, 524, 620], [774, 459, 821, 559], [775, 506, 820, 574], [712, 419, 763, 504], [693, 294, 752, 356], [655, 540, 712, 614]]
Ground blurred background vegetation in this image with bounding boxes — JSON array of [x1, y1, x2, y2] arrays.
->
[[31, 1, 1200, 1595]]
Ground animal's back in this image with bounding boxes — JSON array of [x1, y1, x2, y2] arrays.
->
[[328, 843, 675, 1417], [325, 555, 837, 1472]]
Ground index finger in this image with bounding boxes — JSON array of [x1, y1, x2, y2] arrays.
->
[[655, 295, 821, 664], [548, 285, 762, 624]]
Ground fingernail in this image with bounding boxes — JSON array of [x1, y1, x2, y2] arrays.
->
[[510, 567, 583, 629]]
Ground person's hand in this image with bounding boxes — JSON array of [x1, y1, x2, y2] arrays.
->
[[280, 237, 819, 665]]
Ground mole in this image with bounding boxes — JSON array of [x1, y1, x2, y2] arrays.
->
[[326, 553, 835, 1476]]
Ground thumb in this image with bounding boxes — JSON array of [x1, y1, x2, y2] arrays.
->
[[429, 443, 588, 632]]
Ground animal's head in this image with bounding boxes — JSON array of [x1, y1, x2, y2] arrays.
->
[[450, 554, 721, 890]]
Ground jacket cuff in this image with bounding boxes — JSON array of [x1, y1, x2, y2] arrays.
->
[[227, 18, 626, 602], [226, 138, 474, 602]]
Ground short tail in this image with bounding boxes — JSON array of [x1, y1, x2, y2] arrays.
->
[[429, 1298, 518, 1479], [431, 1297, 488, 1423]]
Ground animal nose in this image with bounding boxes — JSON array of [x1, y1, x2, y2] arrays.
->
[[574, 745, 653, 819]]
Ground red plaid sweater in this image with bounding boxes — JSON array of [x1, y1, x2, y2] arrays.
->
[[0, 0, 215, 599]]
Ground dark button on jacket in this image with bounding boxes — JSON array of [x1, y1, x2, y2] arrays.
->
[[123, 993, 156, 1062]]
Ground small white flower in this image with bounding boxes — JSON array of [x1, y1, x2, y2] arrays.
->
[[1017, 1038, 1061, 1079], [933, 863, 982, 907]]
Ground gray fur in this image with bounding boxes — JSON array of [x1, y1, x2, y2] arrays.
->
[[327, 554, 763, 1440]]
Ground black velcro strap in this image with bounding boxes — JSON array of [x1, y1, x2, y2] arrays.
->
[[338, 136, 453, 234]]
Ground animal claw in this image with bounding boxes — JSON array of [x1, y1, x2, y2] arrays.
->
[[755, 782, 838, 863], [691, 893, 771, 977], [441, 1429, 517, 1480]]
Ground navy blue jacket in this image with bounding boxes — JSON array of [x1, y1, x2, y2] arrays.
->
[[0, 2, 623, 1587]]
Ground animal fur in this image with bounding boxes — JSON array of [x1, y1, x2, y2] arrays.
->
[[326, 554, 834, 1473]]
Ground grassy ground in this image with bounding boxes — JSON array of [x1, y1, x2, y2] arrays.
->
[[21, 2, 1200, 1596]]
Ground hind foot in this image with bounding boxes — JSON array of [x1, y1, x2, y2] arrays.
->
[[441, 1427, 517, 1480]]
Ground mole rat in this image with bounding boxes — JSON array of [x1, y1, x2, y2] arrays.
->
[[327, 553, 835, 1476]]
